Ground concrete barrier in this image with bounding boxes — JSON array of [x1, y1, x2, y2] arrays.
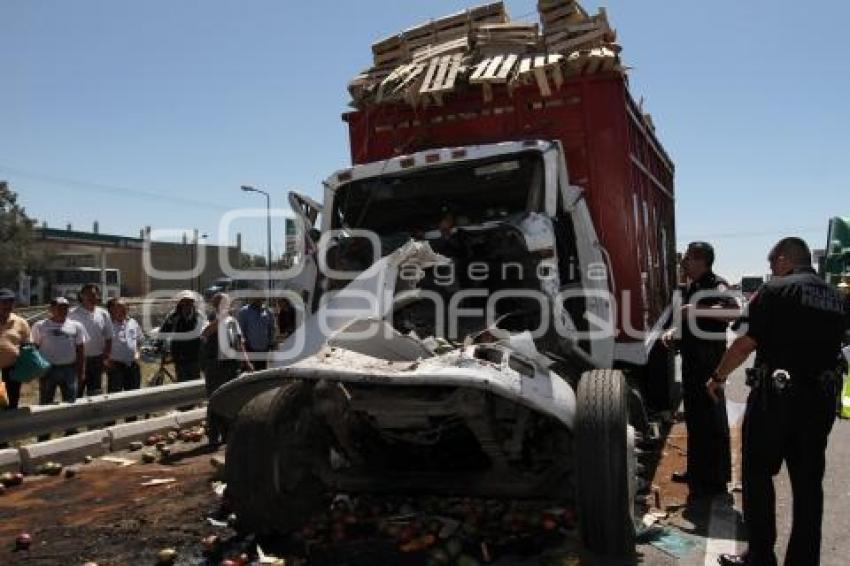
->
[[106, 414, 180, 451], [19, 431, 110, 474], [0, 448, 21, 473], [175, 408, 207, 429]]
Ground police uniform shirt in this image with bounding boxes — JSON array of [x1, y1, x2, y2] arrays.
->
[[31, 319, 88, 366], [69, 306, 113, 357], [746, 267, 847, 379], [681, 271, 736, 347]]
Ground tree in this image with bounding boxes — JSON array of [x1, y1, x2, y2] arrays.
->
[[0, 182, 35, 286]]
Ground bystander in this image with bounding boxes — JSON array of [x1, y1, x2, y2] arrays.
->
[[69, 283, 112, 396], [237, 297, 275, 370], [0, 288, 31, 410]]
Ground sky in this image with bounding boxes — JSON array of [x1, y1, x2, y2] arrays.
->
[[1, 0, 848, 281]]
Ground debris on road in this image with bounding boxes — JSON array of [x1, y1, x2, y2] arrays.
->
[[155, 547, 178, 564], [0, 471, 23, 487], [140, 478, 177, 487], [15, 532, 32, 551], [36, 461, 63, 476], [100, 456, 136, 467]]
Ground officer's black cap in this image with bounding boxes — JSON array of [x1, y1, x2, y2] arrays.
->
[[686, 241, 715, 267]]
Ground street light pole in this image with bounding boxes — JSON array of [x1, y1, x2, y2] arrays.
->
[[240, 185, 273, 301]]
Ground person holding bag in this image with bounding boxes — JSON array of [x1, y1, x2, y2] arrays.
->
[[0, 288, 31, 410]]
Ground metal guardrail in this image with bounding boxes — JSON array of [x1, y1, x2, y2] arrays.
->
[[0, 379, 207, 442]]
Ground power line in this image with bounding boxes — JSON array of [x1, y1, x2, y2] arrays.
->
[[0, 163, 231, 211]]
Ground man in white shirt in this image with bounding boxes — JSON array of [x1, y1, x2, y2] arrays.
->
[[106, 298, 143, 393], [69, 283, 112, 396], [31, 297, 87, 405]]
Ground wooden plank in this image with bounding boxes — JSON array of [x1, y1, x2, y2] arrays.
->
[[547, 28, 611, 52], [441, 53, 463, 91], [470, 57, 492, 82], [411, 37, 468, 63], [394, 63, 427, 93], [533, 66, 552, 97], [432, 55, 452, 91], [419, 57, 440, 94], [539, 3, 580, 24], [374, 48, 407, 67], [537, 0, 571, 10], [583, 53, 602, 75], [483, 54, 505, 79], [471, 2, 508, 24], [433, 10, 468, 33], [496, 53, 518, 81], [373, 34, 403, 55], [527, 55, 553, 96], [544, 20, 600, 38], [482, 82, 493, 103], [551, 59, 564, 89]]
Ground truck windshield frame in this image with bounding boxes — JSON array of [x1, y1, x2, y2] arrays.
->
[[331, 151, 545, 236]]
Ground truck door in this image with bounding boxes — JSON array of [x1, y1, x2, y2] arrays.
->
[[287, 191, 323, 313], [545, 144, 615, 368]]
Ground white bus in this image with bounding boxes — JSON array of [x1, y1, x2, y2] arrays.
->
[[49, 267, 121, 301]]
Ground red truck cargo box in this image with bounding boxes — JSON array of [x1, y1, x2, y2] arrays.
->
[[343, 73, 676, 345]]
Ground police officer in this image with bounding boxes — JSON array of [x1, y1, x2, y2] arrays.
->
[[709, 238, 847, 566], [663, 241, 738, 499]]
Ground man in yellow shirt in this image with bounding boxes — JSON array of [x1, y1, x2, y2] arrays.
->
[[0, 288, 31, 409]]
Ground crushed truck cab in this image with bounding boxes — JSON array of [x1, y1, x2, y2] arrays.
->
[[213, 1, 676, 558]]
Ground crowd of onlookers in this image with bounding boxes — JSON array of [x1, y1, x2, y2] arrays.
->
[[0, 283, 299, 446]]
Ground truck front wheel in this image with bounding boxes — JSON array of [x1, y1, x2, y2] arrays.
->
[[225, 382, 328, 534], [575, 369, 637, 557]]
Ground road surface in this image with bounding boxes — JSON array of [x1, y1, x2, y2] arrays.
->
[[2, 361, 848, 565]]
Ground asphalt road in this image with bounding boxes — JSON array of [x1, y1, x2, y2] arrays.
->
[[637, 357, 850, 565]]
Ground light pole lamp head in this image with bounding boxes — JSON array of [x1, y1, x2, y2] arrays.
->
[[240, 185, 255, 193]]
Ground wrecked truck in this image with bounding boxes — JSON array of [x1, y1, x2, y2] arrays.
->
[[211, 2, 676, 557]]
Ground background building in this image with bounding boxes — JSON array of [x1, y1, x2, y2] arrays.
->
[[27, 223, 243, 303]]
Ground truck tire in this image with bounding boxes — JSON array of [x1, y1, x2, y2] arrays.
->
[[226, 382, 327, 534], [575, 369, 636, 557]]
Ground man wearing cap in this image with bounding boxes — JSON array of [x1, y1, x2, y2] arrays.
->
[[0, 288, 31, 409], [159, 290, 205, 381], [31, 297, 87, 405], [69, 283, 113, 396], [663, 241, 740, 499]]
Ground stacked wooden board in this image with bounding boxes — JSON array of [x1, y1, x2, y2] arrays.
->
[[349, 0, 623, 107]]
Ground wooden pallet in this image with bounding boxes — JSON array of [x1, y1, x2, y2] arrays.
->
[[419, 53, 465, 96], [410, 37, 470, 64], [354, 0, 623, 107], [515, 54, 565, 97], [375, 62, 429, 103], [372, 34, 406, 68], [538, 0, 589, 29], [394, 2, 508, 63], [566, 47, 619, 75], [469, 53, 521, 84], [544, 8, 614, 54]]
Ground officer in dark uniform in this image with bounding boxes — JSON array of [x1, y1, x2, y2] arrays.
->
[[709, 238, 848, 566], [663, 242, 739, 498]]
